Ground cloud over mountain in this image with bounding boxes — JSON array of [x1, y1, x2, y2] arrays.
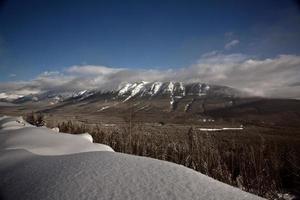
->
[[1, 53, 300, 99]]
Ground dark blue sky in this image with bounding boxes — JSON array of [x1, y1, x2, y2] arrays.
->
[[0, 0, 300, 81]]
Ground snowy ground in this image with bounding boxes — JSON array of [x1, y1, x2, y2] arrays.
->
[[0, 102, 17, 107], [0, 116, 264, 200], [199, 127, 244, 131]]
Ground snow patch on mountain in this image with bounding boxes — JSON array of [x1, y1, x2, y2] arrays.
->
[[118, 83, 136, 96], [179, 82, 186, 96], [150, 81, 163, 96], [73, 90, 87, 97], [199, 127, 243, 131], [166, 81, 174, 95], [123, 82, 148, 102], [97, 106, 110, 112]]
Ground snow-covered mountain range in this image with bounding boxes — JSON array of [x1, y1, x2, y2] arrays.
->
[[0, 81, 248, 105]]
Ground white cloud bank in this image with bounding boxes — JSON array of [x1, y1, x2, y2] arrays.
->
[[1, 53, 300, 99]]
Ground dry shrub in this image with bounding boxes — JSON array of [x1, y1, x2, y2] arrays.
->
[[25, 112, 45, 127]]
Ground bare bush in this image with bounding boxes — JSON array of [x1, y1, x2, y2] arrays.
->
[[25, 112, 45, 127]]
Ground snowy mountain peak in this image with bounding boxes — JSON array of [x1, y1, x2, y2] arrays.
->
[[116, 81, 212, 102], [150, 82, 163, 96]]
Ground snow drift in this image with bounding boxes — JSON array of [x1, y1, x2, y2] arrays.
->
[[0, 116, 264, 200]]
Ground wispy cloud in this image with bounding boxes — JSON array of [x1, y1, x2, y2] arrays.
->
[[1, 53, 300, 98], [224, 32, 234, 38], [224, 40, 240, 50], [66, 65, 124, 75]]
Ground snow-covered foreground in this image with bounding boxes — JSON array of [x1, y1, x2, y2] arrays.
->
[[0, 116, 264, 200]]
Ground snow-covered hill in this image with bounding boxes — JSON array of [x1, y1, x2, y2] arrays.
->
[[0, 116, 263, 200], [12, 89, 97, 104]]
